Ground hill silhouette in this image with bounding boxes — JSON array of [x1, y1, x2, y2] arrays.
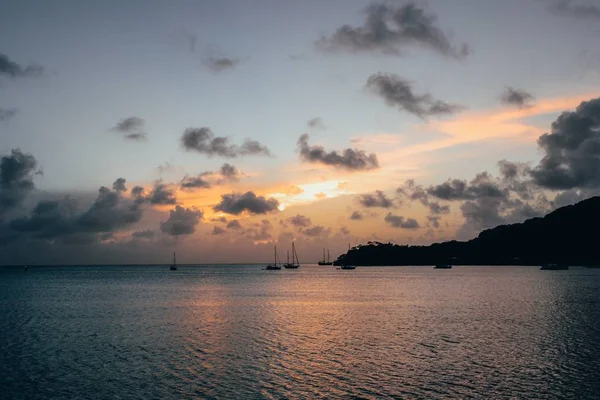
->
[[335, 196, 600, 266]]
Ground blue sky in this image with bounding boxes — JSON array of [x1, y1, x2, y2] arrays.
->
[[1, 0, 599, 263]]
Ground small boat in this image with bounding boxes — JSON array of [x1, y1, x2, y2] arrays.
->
[[24, 265, 28, 272], [284, 242, 300, 269], [540, 264, 569, 270], [265, 245, 281, 270], [339, 265, 356, 270], [434, 264, 452, 269], [169, 252, 177, 271], [317, 248, 333, 265]]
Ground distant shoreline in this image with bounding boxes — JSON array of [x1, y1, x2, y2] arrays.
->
[[2, 264, 598, 268]]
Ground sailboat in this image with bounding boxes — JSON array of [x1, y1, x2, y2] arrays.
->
[[265, 245, 281, 270], [284, 242, 300, 269], [317, 248, 333, 265], [169, 252, 177, 271]]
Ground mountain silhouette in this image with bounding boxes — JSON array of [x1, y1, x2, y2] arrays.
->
[[335, 196, 600, 266]]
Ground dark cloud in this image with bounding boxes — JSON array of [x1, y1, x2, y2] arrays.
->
[[10, 184, 144, 240], [0, 52, 44, 79], [148, 182, 177, 205], [350, 211, 364, 220], [500, 87, 535, 109], [315, 1, 470, 58], [427, 173, 506, 201], [111, 117, 147, 141], [300, 225, 330, 237], [212, 226, 227, 235], [0, 149, 40, 214], [124, 133, 148, 142], [180, 163, 242, 191], [297, 134, 379, 171], [204, 56, 241, 72], [0, 108, 18, 121], [307, 117, 326, 129], [181, 127, 271, 158], [530, 97, 600, 189], [366, 73, 464, 119], [359, 190, 394, 208], [180, 174, 211, 190], [160, 205, 203, 236], [384, 213, 420, 229], [547, 0, 600, 20], [340, 226, 351, 235], [288, 214, 312, 227], [112, 178, 127, 192], [131, 230, 155, 239], [219, 163, 240, 180], [213, 191, 279, 215], [226, 220, 242, 230]]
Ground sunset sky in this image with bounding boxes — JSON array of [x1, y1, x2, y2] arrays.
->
[[1, 0, 600, 264]]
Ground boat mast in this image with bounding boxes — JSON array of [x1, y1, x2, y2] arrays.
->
[[327, 249, 330, 263], [173, 252, 176, 266], [322, 248, 325, 263], [274, 245, 277, 265]]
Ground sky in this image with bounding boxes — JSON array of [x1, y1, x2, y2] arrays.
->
[[1, 0, 600, 264]]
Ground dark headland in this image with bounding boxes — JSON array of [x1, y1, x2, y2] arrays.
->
[[335, 196, 600, 267]]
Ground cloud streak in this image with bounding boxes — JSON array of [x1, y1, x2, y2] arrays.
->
[[181, 127, 271, 158], [297, 134, 379, 171], [366, 73, 464, 119], [0, 52, 43, 79], [500, 87, 535, 109]]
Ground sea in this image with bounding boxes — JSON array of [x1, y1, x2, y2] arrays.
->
[[1, 265, 599, 399]]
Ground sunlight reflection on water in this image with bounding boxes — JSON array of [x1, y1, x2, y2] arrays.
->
[[1, 265, 599, 399]]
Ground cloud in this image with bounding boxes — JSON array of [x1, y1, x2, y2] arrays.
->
[[340, 226, 351, 235], [219, 163, 240, 180], [547, 0, 600, 20], [287, 214, 312, 227], [181, 127, 271, 158], [226, 220, 242, 230], [300, 225, 330, 237], [350, 211, 364, 220], [307, 117, 326, 129], [0, 52, 44, 79], [213, 191, 279, 215], [245, 220, 273, 241], [0, 108, 18, 121], [500, 87, 535, 109], [147, 181, 177, 205], [203, 56, 241, 73], [366, 73, 464, 119], [427, 216, 441, 228], [212, 226, 227, 235], [0, 149, 41, 214], [131, 230, 155, 239], [111, 117, 147, 141], [297, 134, 379, 171], [180, 163, 242, 191], [426, 173, 507, 201], [315, 1, 470, 58], [124, 133, 148, 142], [530, 96, 600, 189], [160, 205, 203, 236], [384, 212, 420, 229], [358, 190, 394, 208], [9, 184, 145, 240], [112, 178, 127, 192], [180, 174, 211, 189]]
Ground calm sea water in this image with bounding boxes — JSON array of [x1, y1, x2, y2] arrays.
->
[[1, 265, 599, 399]]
